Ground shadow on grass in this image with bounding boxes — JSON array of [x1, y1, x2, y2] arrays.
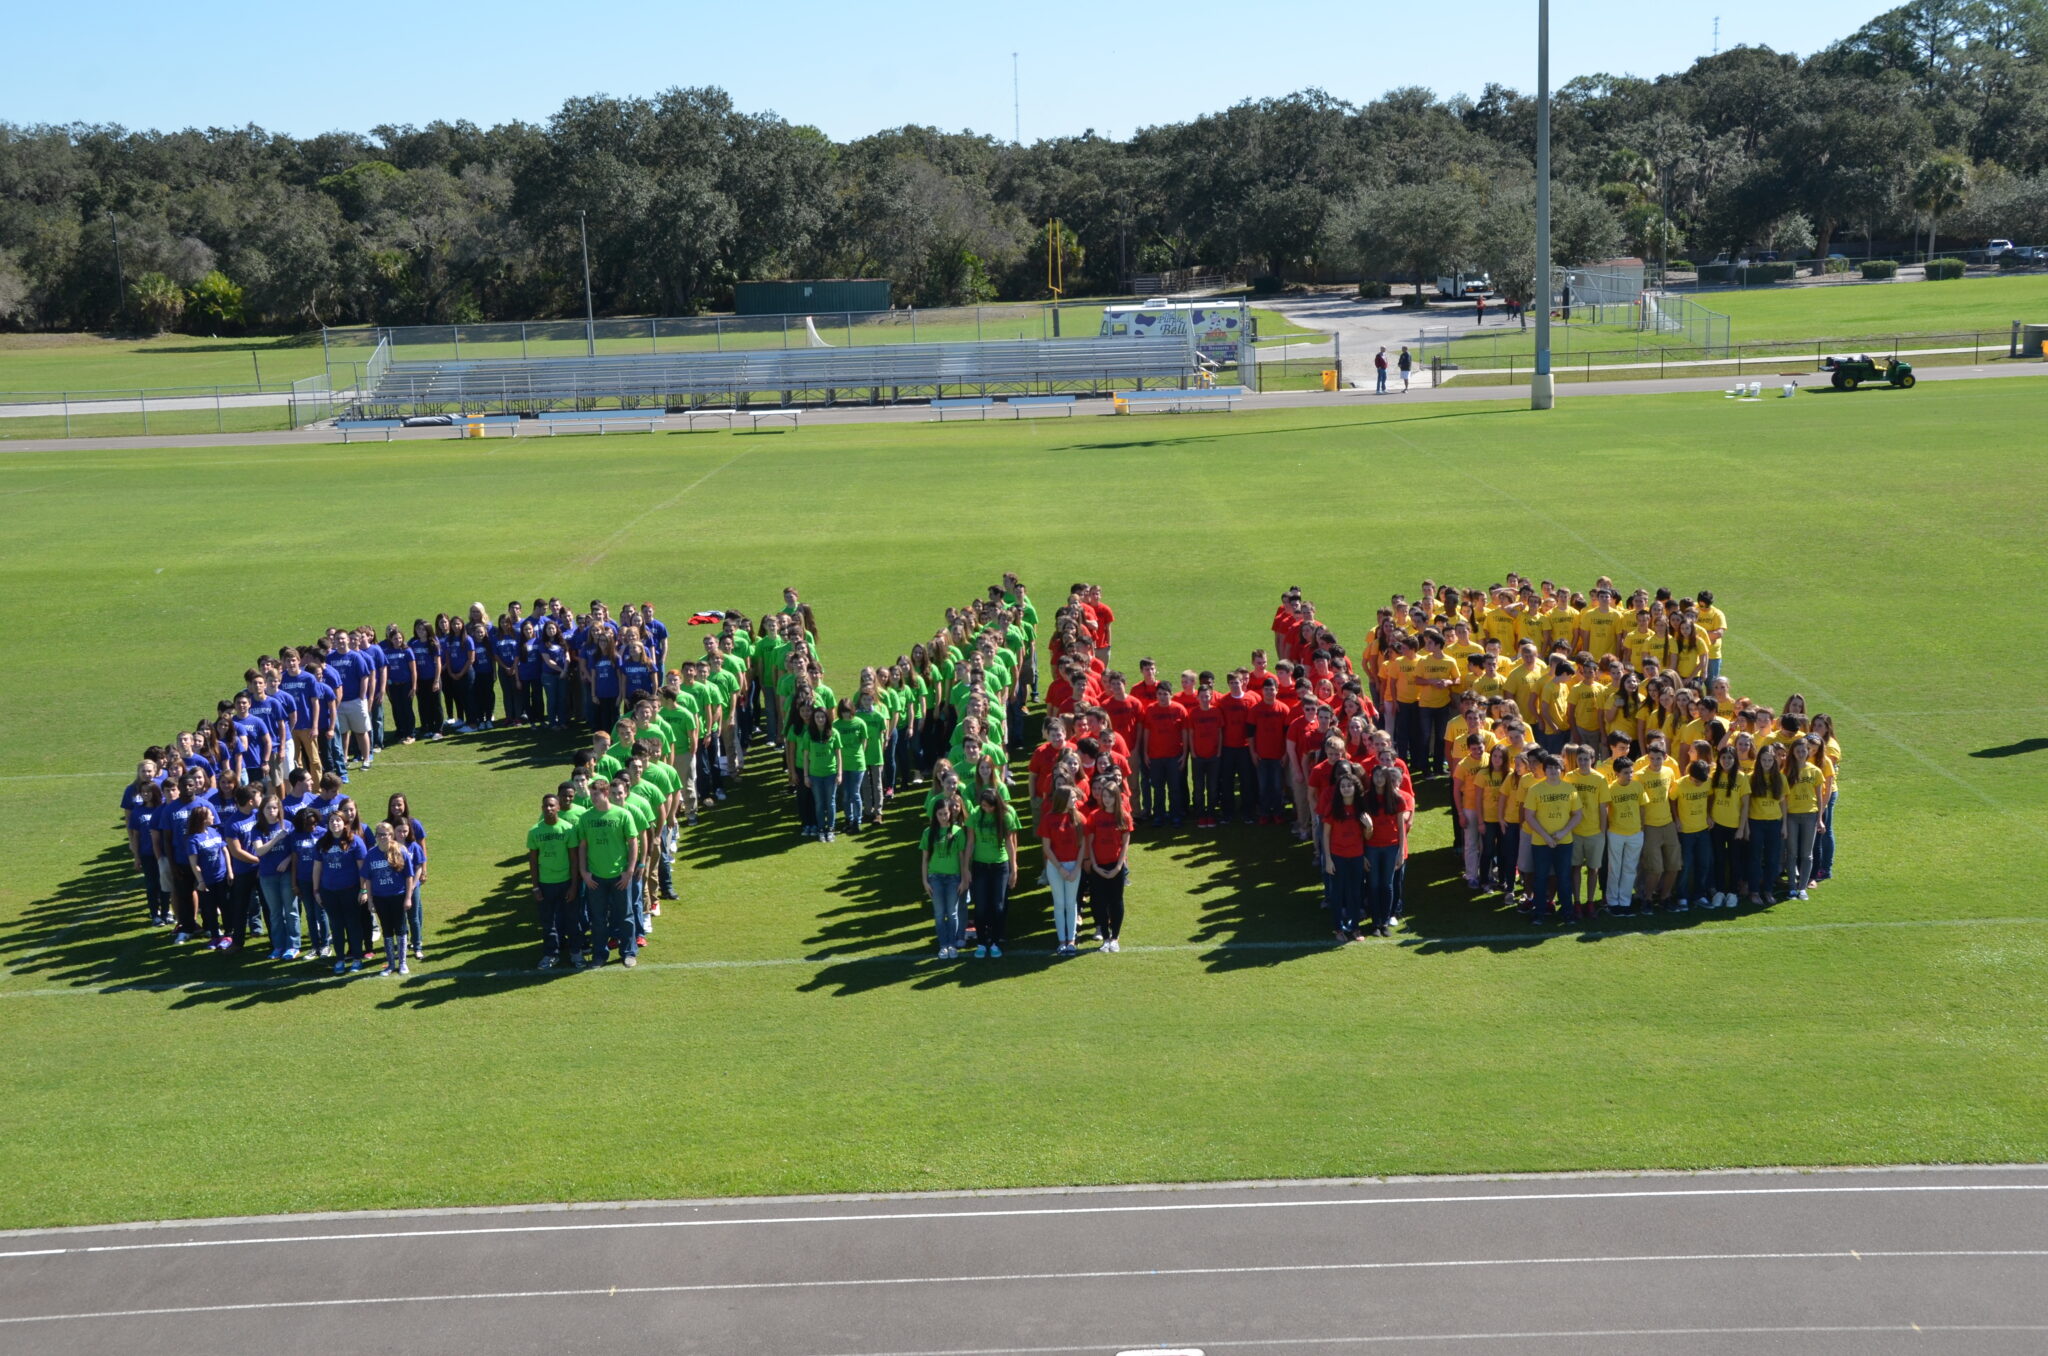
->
[[1970, 736, 2048, 759]]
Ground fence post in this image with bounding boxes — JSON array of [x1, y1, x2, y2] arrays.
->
[[911, 308, 917, 344], [522, 323, 529, 360], [140, 390, 149, 436], [216, 388, 223, 434], [650, 317, 658, 354], [63, 394, 70, 438]]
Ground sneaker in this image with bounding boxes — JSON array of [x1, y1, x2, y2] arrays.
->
[[430, 732, 443, 741], [348, 959, 364, 972], [715, 789, 728, 802], [538, 955, 558, 970], [636, 936, 649, 948], [687, 812, 699, 826], [1107, 939, 1120, 953], [280, 948, 298, 960], [989, 944, 1002, 958], [398, 962, 409, 975], [974, 945, 988, 959], [414, 947, 426, 961], [173, 931, 190, 944], [333, 960, 348, 974], [380, 965, 397, 977], [622, 955, 638, 968], [1794, 888, 1808, 900]]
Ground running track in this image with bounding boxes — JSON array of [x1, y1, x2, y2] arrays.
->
[[3, 1167, 2045, 1354]]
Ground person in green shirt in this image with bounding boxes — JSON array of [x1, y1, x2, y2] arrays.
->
[[920, 796, 968, 958], [632, 747, 682, 903], [574, 779, 640, 966], [526, 793, 582, 967], [832, 698, 871, 835], [797, 704, 843, 842], [963, 785, 1019, 958], [657, 688, 702, 824], [855, 688, 888, 827]]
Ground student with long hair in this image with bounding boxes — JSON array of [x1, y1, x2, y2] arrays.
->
[[184, 804, 233, 950], [1745, 743, 1790, 904], [1783, 738, 1826, 899], [1083, 773, 1133, 951], [797, 704, 843, 842], [363, 822, 417, 977], [1480, 743, 1517, 896], [963, 784, 1020, 958], [1672, 757, 1714, 912], [1363, 763, 1414, 937], [1809, 712, 1842, 883], [312, 810, 370, 973], [408, 619, 444, 740], [1039, 785, 1087, 956], [921, 796, 967, 959], [1320, 763, 1374, 941]]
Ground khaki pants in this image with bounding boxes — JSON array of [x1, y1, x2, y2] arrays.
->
[[292, 729, 324, 778], [1640, 820, 1681, 877]]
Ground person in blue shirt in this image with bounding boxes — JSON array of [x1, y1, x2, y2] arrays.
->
[[490, 617, 525, 727], [408, 618, 444, 740], [380, 624, 417, 745], [184, 804, 234, 949], [220, 784, 264, 953], [539, 620, 570, 729], [362, 822, 418, 976], [465, 618, 498, 730], [352, 624, 389, 757], [305, 652, 348, 782], [586, 629, 623, 736], [641, 602, 669, 669], [384, 792, 429, 959], [157, 768, 209, 941], [251, 794, 300, 959], [438, 614, 474, 734], [288, 807, 328, 956], [123, 764, 169, 926], [278, 649, 331, 779], [327, 633, 373, 774], [312, 811, 370, 974], [620, 640, 656, 708], [515, 619, 544, 727]]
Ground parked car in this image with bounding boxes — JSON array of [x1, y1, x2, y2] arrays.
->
[[1988, 238, 2015, 256]]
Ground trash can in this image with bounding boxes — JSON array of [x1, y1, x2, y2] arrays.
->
[[1113, 397, 1129, 415], [1320, 370, 1339, 392], [464, 415, 483, 439]]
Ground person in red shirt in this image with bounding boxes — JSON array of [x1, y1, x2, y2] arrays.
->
[[1038, 784, 1087, 956], [1043, 663, 1085, 719], [1028, 717, 1071, 819], [1074, 710, 1130, 765], [1085, 584, 1115, 666], [1363, 730, 1416, 800], [1129, 658, 1162, 706], [1186, 679, 1226, 828], [1287, 703, 1334, 840], [1082, 774, 1133, 950], [1137, 684, 1190, 825], [1319, 763, 1374, 941], [1100, 672, 1144, 751], [1250, 676, 1294, 823], [1216, 670, 1261, 824], [1171, 669, 1200, 712], [1272, 589, 1305, 660], [1363, 763, 1416, 936], [1272, 661, 1299, 707]]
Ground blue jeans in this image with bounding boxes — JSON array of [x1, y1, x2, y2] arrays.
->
[[1331, 853, 1366, 932], [543, 674, 567, 726], [1706, 657, 1722, 683], [1221, 746, 1256, 817], [809, 773, 837, 833], [407, 882, 425, 950], [1256, 756, 1287, 816], [258, 873, 299, 951], [540, 878, 581, 956], [298, 877, 327, 949], [839, 769, 865, 827], [1365, 843, 1403, 928], [1144, 755, 1186, 821], [970, 859, 1010, 947], [1678, 829, 1714, 901], [928, 873, 963, 950], [587, 873, 634, 958], [1815, 790, 1837, 876], [1747, 818, 1785, 897], [1375, 366, 1387, 391], [627, 870, 646, 939], [1528, 840, 1575, 915], [1191, 755, 1219, 817]]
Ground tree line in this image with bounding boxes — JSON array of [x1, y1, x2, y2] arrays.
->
[[1, 1, 2044, 334]]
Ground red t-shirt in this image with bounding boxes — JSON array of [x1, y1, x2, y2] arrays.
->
[[1091, 602, 1115, 648], [1365, 788, 1414, 849], [1187, 703, 1225, 758], [1102, 695, 1144, 745], [1306, 758, 1339, 801], [1287, 716, 1327, 762], [1251, 702, 1293, 759], [1130, 679, 1162, 706], [1038, 811, 1083, 863], [1043, 680, 1080, 717], [1028, 741, 1068, 796], [1082, 802, 1132, 867], [1172, 687, 1200, 712], [1217, 691, 1259, 748], [1139, 702, 1189, 758], [1320, 793, 1369, 857]]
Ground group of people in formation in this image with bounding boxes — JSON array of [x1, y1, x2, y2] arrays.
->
[[1273, 574, 1841, 925]]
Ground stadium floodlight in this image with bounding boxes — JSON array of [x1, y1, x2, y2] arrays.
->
[[1532, 0, 1554, 411], [580, 210, 597, 359]]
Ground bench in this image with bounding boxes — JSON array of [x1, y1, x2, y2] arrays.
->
[[1112, 385, 1246, 415], [683, 407, 739, 431], [532, 409, 665, 436], [931, 396, 995, 421], [1007, 395, 1077, 418], [750, 409, 801, 431], [336, 418, 405, 443]]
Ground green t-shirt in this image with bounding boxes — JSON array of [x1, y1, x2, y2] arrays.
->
[[720, 653, 746, 683], [526, 818, 577, 884], [640, 759, 681, 799], [800, 729, 842, 778], [812, 682, 836, 711], [921, 823, 966, 875], [967, 803, 1021, 863], [713, 671, 740, 709], [834, 716, 871, 771], [594, 752, 626, 782], [575, 806, 637, 878], [856, 707, 887, 764], [1005, 591, 1038, 627], [924, 784, 964, 817], [558, 801, 586, 834], [629, 783, 664, 827], [952, 736, 1007, 774], [659, 705, 698, 748]]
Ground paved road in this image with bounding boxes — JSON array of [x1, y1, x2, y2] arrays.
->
[[3, 1167, 2044, 1355], [0, 361, 2040, 454]]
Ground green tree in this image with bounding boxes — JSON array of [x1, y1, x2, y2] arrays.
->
[[185, 269, 244, 331], [1349, 180, 1479, 301], [1911, 150, 1973, 254], [128, 271, 183, 333]]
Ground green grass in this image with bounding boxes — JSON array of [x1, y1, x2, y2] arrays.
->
[[0, 332, 328, 395], [4, 383, 2047, 1230]]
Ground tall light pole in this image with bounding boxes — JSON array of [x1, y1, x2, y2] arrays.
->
[[107, 210, 128, 331], [1531, 0, 1555, 410], [579, 210, 597, 357]]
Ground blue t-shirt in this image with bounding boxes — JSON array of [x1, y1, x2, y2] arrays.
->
[[188, 827, 231, 886], [224, 811, 261, 876], [491, 632, 522, 673], [645, 617, 669, 665], [291, 828, 322, 882], [362, 849, 412, 899], [257, 820, 296, 876], [516, 638, 542, 681], [316, 836, 368, 892], [408, 637, 441, 685], [162, 800, 202, 860], [592, 658, 621, 699], [541, 643, 568, 676], [330, 651, 369, 702], [120, 782, 151, 830], [382, 641, 415, 688], [621, 661, 655, 699], [440, 634, 473, 677]]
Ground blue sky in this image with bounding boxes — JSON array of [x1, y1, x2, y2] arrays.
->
[[9, 1, 1892, 141]]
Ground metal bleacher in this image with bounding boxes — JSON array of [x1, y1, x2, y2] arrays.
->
[[358, 336, 1197, 415]]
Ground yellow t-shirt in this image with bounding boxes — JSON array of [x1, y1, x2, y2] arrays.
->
[[1565, 769, 1610, 839], [1504, 770, 1530, 824], [1623, 626, 1658, 661], [1786, 763, 1825, 815], [1525, 777, 1581, 837], [1505, 663, 1545, 719], [1708, 776, 1748, 829], [1482, 611, 1519, 650], [1445, 641, 1485, 690], [1538, 675, 1573, 732], [1480, 769, 1511, 824], [1696, 604, 1728, 658], [1635, 762, 1676, 827], [1393, 655, 1421, 703], [1746, 773, 1786, 820], [1581, 606, 1624, 657], [1454, 753, 1487, 809], [1469, 672, 1510, 703], [1544, 605, 1579, 649], [1605, 695, 1644, 739], [1602, 779, 1649, 836], [1569, 679, 1612, 732], [1412, 653, 1460, 709], [1673, 776, 1713, 833]]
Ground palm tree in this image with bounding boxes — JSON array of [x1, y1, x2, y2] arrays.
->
[[1909, 153, 1970, 263]]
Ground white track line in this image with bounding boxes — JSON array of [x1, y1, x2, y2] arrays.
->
[[2, 1249, 2042, 1325], [3, 1184, 2043, 1261], [791, 1327, 2048, 1356], [4, 914, 2042, 1000], [576, 444, 755, 570]]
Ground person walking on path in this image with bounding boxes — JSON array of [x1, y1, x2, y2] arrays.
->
[[1397, 345, 1413, 392], [1374, 347, 1389, 393]]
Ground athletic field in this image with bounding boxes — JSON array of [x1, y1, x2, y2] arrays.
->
[[3, 381, 2045, 1230]]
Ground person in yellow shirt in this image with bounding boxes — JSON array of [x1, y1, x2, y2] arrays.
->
[[1445, 621, 1485, 689], [1504, 643, 1546, 723], [1622, 610, 1658, 668], [1808, 713, 1842, 883], [1545, 592, 1582, 653], [1604, 671, 1646, 751], [1564, 744, 1611, 911], [1389, 636, 1422, 769], [1469, 649, 1511, 705], [1744, 743, 1790, 904], [1454, 734, 1488, 888], [1782, 738, 1827, 898], [1567, 658, 1610, 746], [1578, 589, 1625, 660], [1522, 753, 1583, 923], [1600, 758, 1650, 915], [1695, 590, 1728, 683], [1672, 755, 1715, 909], [1478, 744, 1516, 895], [1667, 613, 1707, 679], [1411, 630, 1461, 778], [1633, 743, 1679, 911], [1706, 744, 1748, 908]]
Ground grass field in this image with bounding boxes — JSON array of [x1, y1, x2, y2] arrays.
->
[[0, 332, 328, 394], [4, 382, 2046, 1231]]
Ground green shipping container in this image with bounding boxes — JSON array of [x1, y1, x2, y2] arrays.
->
[[734, 279, 892, 316]]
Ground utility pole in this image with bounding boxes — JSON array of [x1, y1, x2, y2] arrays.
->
[[1712, 16, 1720, 56], [107, 210, 127, 331], [1532, 0, 1554, 410], [1012, 53, 1021, 144], [579, 210, 596, 357]]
